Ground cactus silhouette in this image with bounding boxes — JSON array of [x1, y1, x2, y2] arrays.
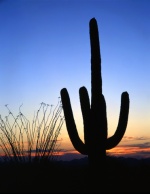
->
[[60, 18, 130, 167]]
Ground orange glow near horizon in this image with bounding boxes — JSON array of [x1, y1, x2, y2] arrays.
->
[[1, 146, 150, 160], [107, 146, 150, 157], [58, 146, 150, 159], [1, 133, 150, 160]]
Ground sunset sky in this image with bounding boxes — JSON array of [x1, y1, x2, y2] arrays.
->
[[0, 0, 150, 161]]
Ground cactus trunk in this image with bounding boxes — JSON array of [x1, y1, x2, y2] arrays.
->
[[89, 18, 107, 166]]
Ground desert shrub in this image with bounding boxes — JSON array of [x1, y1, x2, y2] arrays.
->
[[0, 98, 64, 164]]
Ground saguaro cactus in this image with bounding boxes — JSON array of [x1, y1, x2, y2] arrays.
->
[[60, 18, 129, 167]]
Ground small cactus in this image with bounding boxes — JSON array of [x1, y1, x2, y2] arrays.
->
[[60, 18, 129, 167]]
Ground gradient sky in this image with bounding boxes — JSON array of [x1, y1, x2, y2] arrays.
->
[[0, 0, 150, 160]]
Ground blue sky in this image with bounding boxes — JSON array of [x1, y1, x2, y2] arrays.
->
[[0, 0, 150, 159]]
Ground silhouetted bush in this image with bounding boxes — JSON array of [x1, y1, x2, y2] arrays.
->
[[0, 98, 64, 164]]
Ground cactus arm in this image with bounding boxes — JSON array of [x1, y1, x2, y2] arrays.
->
[[60, 88, 87, 155], [106, 92, 130, 150], [79, 86, 91, 146]]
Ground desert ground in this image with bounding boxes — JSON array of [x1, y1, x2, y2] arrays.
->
[[0, 156, 150, 193]]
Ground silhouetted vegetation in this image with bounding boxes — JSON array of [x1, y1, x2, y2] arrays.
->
[[0, 99, 64, 164], [61, 18, 129, 171]]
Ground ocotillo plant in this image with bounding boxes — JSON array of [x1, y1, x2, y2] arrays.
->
[[0, 100, 64, 164], [60, 18, 129, 167]]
